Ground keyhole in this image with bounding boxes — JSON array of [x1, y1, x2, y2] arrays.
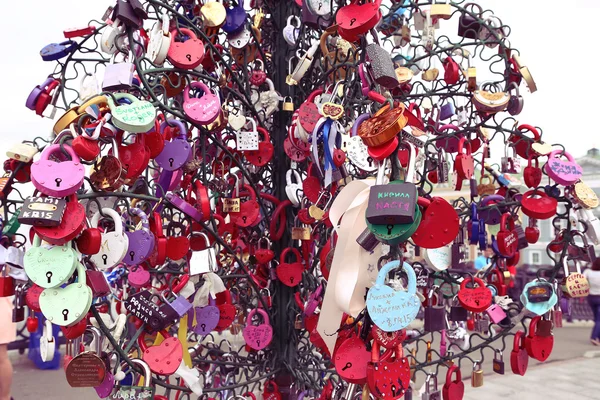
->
[[55, 178, 62, 187], [387, 224, 394, 235], [201, 323, 206, 331], [237, 40, 241, 45], [242, 215, 247, 223], [318, 1, 322, 9], [542, 350, 545, 357], [62, 309, 69, 321], [129, 251, 135, 261], [350, 18, 356, 26], [290, 277, 294, 283], [186, 54, 192, 62], [342, 362, 352, 371], [256, 339, 261, 347], [46, 271, 53, 284], [367, 156, 373, 166], [102, 254, 108, 265], [169, 158, 174, 167], [475, 299, 480, 306], [296, 151, 301, 159], [391, 385, 397, 396], [258, 156, 262, 163]]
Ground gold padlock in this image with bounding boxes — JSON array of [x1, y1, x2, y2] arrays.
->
[[430, 0, 452, 19], [422, 68, 439, 81], [471, 362, 484, 387], [573, 180, 599, 209], [283, 96, 294, 112], [291, 226, 311, 240]]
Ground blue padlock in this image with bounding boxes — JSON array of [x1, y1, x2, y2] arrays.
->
[[40, 40, 77, 61]]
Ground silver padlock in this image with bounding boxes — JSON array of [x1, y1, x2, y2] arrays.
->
[[189, 233, 217, 276], [421, 374, 441, 400]]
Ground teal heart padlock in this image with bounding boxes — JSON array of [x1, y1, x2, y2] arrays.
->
[[24, 234, 78, 289], [107, 93, 156, 133], [366, 260, 421, 332], [520, 280, 557, 316], [39, 262, 93, 326], [366, 204, 422, 245]]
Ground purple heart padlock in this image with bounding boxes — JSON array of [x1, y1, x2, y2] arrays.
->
[[94, 371, 115, 398], [155, 119, 192, 171], [122, 208, 155, 266], [242, 309, 273, 350], [183, 81, 221, 125], [193, 296, 220, 335]]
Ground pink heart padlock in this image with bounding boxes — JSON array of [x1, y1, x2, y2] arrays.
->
[[183, 81, 221, 125], [544, 150, 583, 186], [31, 144, 85, 197], [242, 308, 273, 350], [167, 28, 205, 69]]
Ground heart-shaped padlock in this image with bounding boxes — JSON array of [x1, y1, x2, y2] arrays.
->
[[166, 235, 190, 261], [116, 131, 150, 182], [31, 144, 84, 197], [76, 227, 102, 255], [39, 262, 92, 326], [336, 0, 382, 41], [510, 331, 529, 376], [155, 119, 192, 172], [334, 334, 370, 384], [525, 316, 553, 362], [183, 81, 221, 125], [254, 237, 275, 264], [371, 326, 406, 349], [496, 213, 518, 257], [193, 296, 220, 335], [454, 137, 474, 181], [107, 93, 156, 133], [230, 184, 260, 227], [245, 127, 275, 167], [263, 381, 282, 400], [24, 234, 77, 289], [457, 277, 492, 313], [520, 190, 557, 220], [243, 308, 273, 350], [366, 260, 421, 332], [26, 284, 44, 312], [366, 342, 410, 400], [167, 28, 205, 69], [523, 155, 542, 188], [215, 290, 237, 331], [544, 150, 583, 186], [128, 265, 151, 288], [412, 197, 460, 249], [509, 124, 540, 159], [122, 208, 156, 266], [442, 366, 464, 400], [276, 248, 304, 287], [140, 333, 183, 375], [90, 208, 129, 270], [33, 194, 85, 246]]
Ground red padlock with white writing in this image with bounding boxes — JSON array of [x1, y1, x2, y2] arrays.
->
[[457, 277, 492, 313], [496, 213, 518, 257]]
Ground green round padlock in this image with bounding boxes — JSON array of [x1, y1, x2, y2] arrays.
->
[[433, 277, 459, 299], [366, 204, 422, 245]]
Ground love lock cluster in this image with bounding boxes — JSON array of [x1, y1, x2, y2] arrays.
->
[[1, 0, 595, 399]]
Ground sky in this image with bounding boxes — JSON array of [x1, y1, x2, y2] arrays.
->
[[0, 0, 598, 158]]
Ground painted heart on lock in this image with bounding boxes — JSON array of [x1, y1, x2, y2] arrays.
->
[[123, 230, 155, 266], [39, 282, 92, 326], [412, 197, 460, 249], [366, 261, 421, 332], [112, 100, 156, 132], [166, 236, 190, 261], [276, 262, 303, 287], [243, 324, 273, 350], [194, 305, 220, 335], [143, 337, 183, 375], [334, 336, 370, 384], [215, 303, 236, 331]]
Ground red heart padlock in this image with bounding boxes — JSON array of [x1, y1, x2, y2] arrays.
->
[[486, 269, 507, 297], [525, 219, 540, 244], [215, 290, 236, 331], [263, 381, 282, 400], [254, 238, 275, 264], [332, 149, 346, 167], [283, 137, 309, 162], [33, 194, 85, 245], [26, 315, 39, 333], [144, 118, 166, 158], [336, 0, 383, 41], [60, 317, 88, 339], [72, 135, 101, 161], [166, 236, 190, 261], [26, 284, 44, 312], [148, 212, 167, 266], [521, 190, 557, 220], [510, 331, 529, 376], [525, 316, 553, 362], [75, 227, 102, 255], [412, 197, 460, 249], [230, 185, 260, 228], [523, 155, 542, 188], [509, 124, 540, 159], [302, 175, 322, 204], [139, 332, 183, 375], [276, 248, 304, 287], [334, 335, 371, 384], [454, 138, 474, 184], [167, 28, 205, 69], [297, 90, 323, 133], [245, 128, 274, 167], [371, 326, 406, 349], [443, 57, 461, 85], [442, 365, 464, 400], [116, 131, 150, 182], [496, 213, 518, 257], [366, 342, 410, 400], [457, 277, 492, 313]]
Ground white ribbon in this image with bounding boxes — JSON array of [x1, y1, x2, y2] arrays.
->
[[192, 273, 226, 307]]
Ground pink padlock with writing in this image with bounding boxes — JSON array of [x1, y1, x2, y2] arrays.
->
[[31, 144, 85, 197], [242, 308, 273, 351], [544, 150, 583, 186], [183, 81, 221, 125]]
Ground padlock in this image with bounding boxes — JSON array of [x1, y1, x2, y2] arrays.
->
[[155, 119, 192, 172], [24, 234, 78, 289], [107, 93, 156, 133], [167, 28, 205, 69], [102, 52, 134, 91], [148, 13, 171, 65], [424, 289, 447, 332], [12, 285, 25, 322], [501, 143, 521, 174], [183, 81, 221, 125], [85, 261, 110, 297], [0, 265, 15, 297], [485, 303, 507, 324], [90, 208, 129, 270], [561, 258, 590, 298], [112, 359, 155, 399], [243, 308, 273, 350], [367, 341, 411, 399], [189, 233, 217, 276], [236, 118, 259, 151], [30, 144, 84, 197], [65, 327, 106, 387], [245, 127, 275, 167], [492, 349, 505, 375], [471, 362, 483, 387]]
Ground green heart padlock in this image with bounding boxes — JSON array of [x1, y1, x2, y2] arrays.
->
[[366, 204, 422, 245], [24, 234, 78, 289], [39, 262, 92, 326], [107, 93, 156, 133]]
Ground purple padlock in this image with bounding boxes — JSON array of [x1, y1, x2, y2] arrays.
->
[[169, 295, 193, 317], [122, 207, 155, 266], [26, 78, 55, 110], [439, 102, 455, 121], [193, 296, 220, 335], [94, 371, 115, 398], [154, 119, 192, 171], [478, 194, 506, 225]]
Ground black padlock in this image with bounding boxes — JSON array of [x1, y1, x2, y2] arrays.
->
[[450, 298, 468, 321], [424, 292, 447, 332]]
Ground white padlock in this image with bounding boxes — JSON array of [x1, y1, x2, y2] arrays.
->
[[285, 169, 303, 207]]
